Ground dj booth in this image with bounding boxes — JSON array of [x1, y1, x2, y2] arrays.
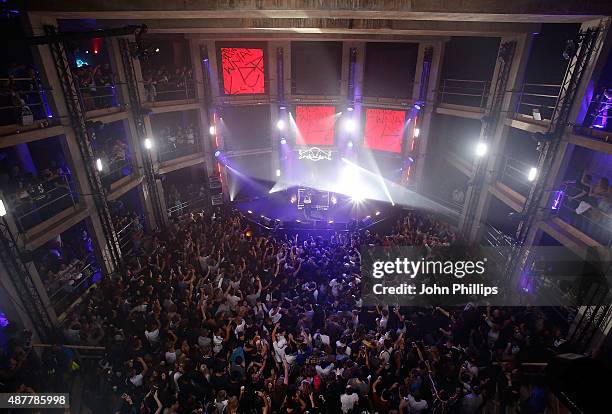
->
[[297, 187, 330, 211]]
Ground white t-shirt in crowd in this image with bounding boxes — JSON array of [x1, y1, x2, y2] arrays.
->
[[340, 392, 359, 413]]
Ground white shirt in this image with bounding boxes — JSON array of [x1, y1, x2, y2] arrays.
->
[[340, 393, 359, 413], [407, 395, 428, 413]]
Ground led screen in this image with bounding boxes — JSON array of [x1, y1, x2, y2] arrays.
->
[[295, 106, 336, 146], [220, 47, 265, 94], [363, 108, 406, 153]]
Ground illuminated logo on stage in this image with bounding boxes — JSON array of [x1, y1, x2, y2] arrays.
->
[[298, 147, 332, 162]]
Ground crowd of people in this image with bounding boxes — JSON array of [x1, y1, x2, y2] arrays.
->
[[34, 227, 99, 314], [1, 205, 567, 414], [0, 164, 75, 231], [142, 66, 195, 102], [157, 124, 199, 159], [72, 63, 117, 111], [1, 62, 48, 126]]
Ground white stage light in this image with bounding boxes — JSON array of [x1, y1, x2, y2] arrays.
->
[[375, 211, 381, 216], [414, 128, 420, 138], [276, 169, 281, 177], [247, 210, 253, 214], [209, 125, 216, 135], [527, 167, 538, 182], [347, 140, 354, 148], [344, 118, 356, 132], [95, 158, 103, 172], [475, 142, 488, 157], [0, 200, 6, 217], [328, 220, 334, 224], [144, 138, 154, 149], [276, 119, 285, 130]]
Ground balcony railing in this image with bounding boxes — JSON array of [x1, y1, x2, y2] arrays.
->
[[6, 175, 78, 233], [514, 83, 562, 121], [46, 259, 101, 315], [142, 75, 196, 103], [167, 195, 207, 218], [437, 78, 490, 108], [158, 140, 202, 163], [553, 183, 611, 247], [0, 77, 52, 128], [78, 83, 120, 112], [498, 155, 537, 196]]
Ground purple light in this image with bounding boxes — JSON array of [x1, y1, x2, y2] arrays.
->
[[551, 190, 563, 211]]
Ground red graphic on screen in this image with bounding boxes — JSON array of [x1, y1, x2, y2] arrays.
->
[[221, 48, 265, 94], [295, 106, 336, 146], [364, 108, 406, 153]]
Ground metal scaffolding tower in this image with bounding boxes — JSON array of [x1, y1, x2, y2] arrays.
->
[[44, 25, 123, 270]]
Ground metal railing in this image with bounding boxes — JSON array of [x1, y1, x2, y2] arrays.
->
[[167, 195, 208, 218], [7, 175, 78, 233], [158, 140, 202, 163], [437, 78, 491, 108], [46, 260, 100, 314], [514, 83, 562, 121], [553, 182, 612, 247], [141, 75, 196, 102], [78, 84, 119, 112], [0, 77, 52, 127], [116, 217, 144, 255], [498, 155, 536, 196]]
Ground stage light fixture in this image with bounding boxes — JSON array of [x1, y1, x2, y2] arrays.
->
[[95, 158, 103, 172], [276, 119, 285, 130], [527, 167, 538, 182], [279, 105, 286, 110], [296, 219, 301, 223], [155, 47, 160, 53], [330, 195, 337, 205], [344, 118, 356, 132], [414, 103, 421, 110], [347, 140, 354, 148], [414, 128, 420, 138], [276, 169, 281, 177], [209, 125, 216, 135], [214, 150, 221, 158], [247, 210, 253, 214], [347, 106, 354, 112], [328, 220, 334, 224], [375, 211, 381, 216], [475, 142, 488, 157], [0, 199, 6, 217], [144, 138, 154, 150], [280, 138, 287, 145]]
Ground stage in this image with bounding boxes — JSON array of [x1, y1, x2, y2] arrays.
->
[[234, 189, 396, 232]]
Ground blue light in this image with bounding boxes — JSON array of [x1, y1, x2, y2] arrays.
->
[[214, 150, 221, 157], [76, 59, 89, 68], [280, 138, 287, 145]]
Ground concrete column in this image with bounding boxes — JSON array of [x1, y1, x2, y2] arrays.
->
[[203, 40, 230, 199], [189, 39, 214, 175], [414, 41, 445, 193], [269, 41, 289, 180], [463, 34, 534, 242]]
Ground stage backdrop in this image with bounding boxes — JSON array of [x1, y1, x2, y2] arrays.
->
[[220, 47, 265, 94], [295, 105, 336, 146], [364, 108, 406, 153]]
